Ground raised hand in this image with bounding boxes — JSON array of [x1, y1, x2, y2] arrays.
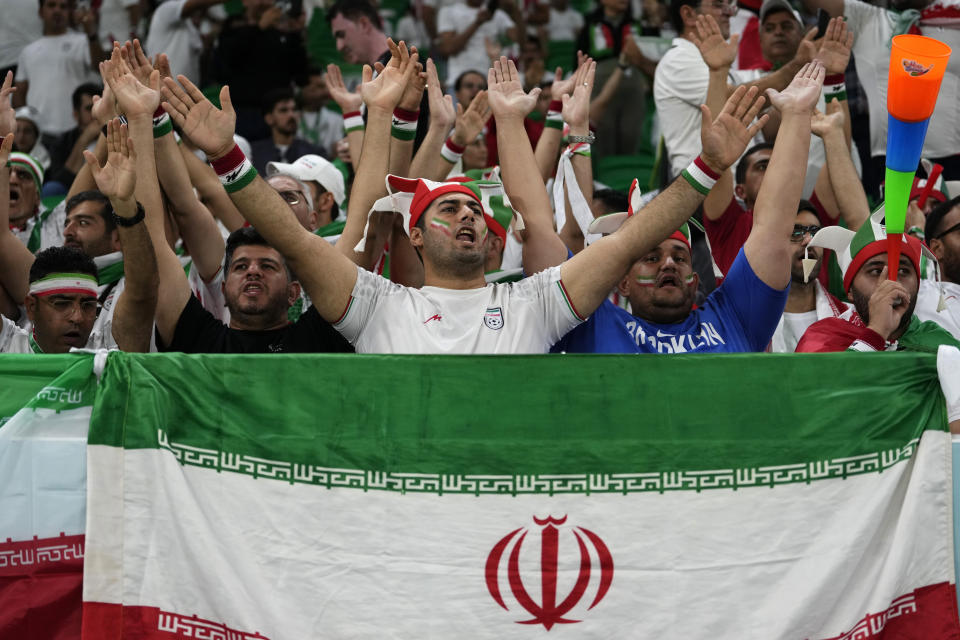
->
[[452, 90, 490, 146], [765, 60, 824, 115], [0, 71, 15, 137], [699, 85, 769, 173], [398, 53, 427, 112], [153, 52, 173, 81], [123, 39, 155, 87], [359, 39, 418, 114], [550, 50, 589, 101], [101, 46, 161, 119], [84, 118, 137, 204], [791, 27, 818, 68], [561, 57, 596, 128], [91, 81, 119, 127], [325, 63, 363, 113], [816, 17, 853, 75], [689, 14, 738, 71], [161, 75, 236, 159], [810, 107, 843, 139], [425, 58, 455, 130], [487, 56, 541, 122]]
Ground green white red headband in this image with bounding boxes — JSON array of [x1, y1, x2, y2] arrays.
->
[[8, 152, 44, 192], [29, 273, 98, 298]]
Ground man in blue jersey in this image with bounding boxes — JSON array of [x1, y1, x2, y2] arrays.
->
[[553, 61, 825, 354]]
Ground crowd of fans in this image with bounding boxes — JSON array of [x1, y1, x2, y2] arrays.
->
[[2, 0, 960, 359]]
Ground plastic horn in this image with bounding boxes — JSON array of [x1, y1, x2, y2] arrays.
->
[[885, 35, 951, 279]]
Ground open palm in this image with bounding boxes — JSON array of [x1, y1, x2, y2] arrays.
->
[[162, 75, 236, 159], [700, 85, 769, 172], [487, 57, 540, 120], [86, 119, 136, 201], [766, 61, 824, 116]]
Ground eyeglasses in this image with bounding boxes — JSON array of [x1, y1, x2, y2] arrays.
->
[[702, 0, 737, 13], [278, 190, 305, 206], [935, 220, 960, 240], [36, 295, 99, 315], [790, 224, 821, 242]]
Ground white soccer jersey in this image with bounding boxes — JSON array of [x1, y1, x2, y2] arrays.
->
[[334, 265, 584, 354]]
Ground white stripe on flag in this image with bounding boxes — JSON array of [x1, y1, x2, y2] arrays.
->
[[83, 430, 954, 639]]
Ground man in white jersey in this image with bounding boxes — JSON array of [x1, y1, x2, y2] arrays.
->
[[160, 39, 769, 354]]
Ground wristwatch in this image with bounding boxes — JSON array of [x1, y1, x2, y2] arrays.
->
[[112, 201, 146, 227]]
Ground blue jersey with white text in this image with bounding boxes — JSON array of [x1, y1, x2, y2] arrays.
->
[[552, 249, 787, 353]]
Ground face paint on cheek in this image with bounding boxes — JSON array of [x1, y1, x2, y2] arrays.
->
[[480, 227, 489, 243], [429, 218, 453, 236], [635, 275, 657, 287], [685, 274, 696, 285]]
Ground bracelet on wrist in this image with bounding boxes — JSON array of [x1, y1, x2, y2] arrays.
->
[[567, 133, 595, 145], [824, 74, 846, 103], [210, 144, 257, 194], [545, 99, 563, 130], [907, 226, 925, 240], [566, 142, 591, 158], [111, 201, 146, 227], [343, 110, 364, 134], [391, 107, 419, 141], [152, 107, 172, 138], [680, 156, 721, 195], [440, 137, 465, 164]]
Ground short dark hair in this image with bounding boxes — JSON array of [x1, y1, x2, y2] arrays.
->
[[797, 199, 818, 217], [72, 83, 102, 111], [669, 0, 701, 34], [735, 142, 775, 185], [454, 70, 486, 92], [30, 246, 98, 283], [327, 0, 383, 30], [66, 191, 116, 233], [262, 88, 297, 116], [224, 227, 293, 279], [593, 189, 629, 215], [926, 194, 960, 241]]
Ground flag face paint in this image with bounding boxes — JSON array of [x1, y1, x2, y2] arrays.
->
[[429, 218, 453, 236], [635, 275, 656, 287], [81, 352, 960, 640]]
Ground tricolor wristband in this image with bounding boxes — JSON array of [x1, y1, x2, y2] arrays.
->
[[210, 144, 257, 194], [152, 106, 172, 138], [545, 100, 563, 130], [567, 143, 591, 158], [680, 156, 720, 195], [440, 137, 465, 164], [824, 74, 846, 102], [391, 107, 418, 141], [343, 110, 364, 134]]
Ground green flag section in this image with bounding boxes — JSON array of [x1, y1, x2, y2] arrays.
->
[[81, 352, 960, 639], [0, 354, 100, 640]]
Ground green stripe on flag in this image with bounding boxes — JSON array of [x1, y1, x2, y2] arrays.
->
[[88, 353, 946, 487]]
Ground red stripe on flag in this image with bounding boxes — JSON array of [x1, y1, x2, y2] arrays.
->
[[818, 582, 960, 640], [0, 533, 85, 640], [82, 602, 271, 639]]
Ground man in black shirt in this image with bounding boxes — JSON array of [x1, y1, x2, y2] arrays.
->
[[160, 227, 352, 353]]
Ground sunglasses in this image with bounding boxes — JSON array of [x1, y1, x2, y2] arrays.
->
[[790, 224, 821, 242], [935, 220, 960, 240]]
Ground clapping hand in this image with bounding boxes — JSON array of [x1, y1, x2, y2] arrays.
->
[[699, 85, 769, 174], [84, 118, 137, 206], [487, 56, 540, 122], [690, 14, 738, 71]]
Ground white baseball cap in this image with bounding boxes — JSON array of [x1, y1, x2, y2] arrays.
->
[[266, 154, 346, 208]]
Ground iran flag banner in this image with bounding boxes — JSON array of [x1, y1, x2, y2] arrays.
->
[[82, 352, 960, 639], [0, 353, 103, 640]]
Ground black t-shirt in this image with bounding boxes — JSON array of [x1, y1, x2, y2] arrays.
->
[[160, 295, 354, 354]]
